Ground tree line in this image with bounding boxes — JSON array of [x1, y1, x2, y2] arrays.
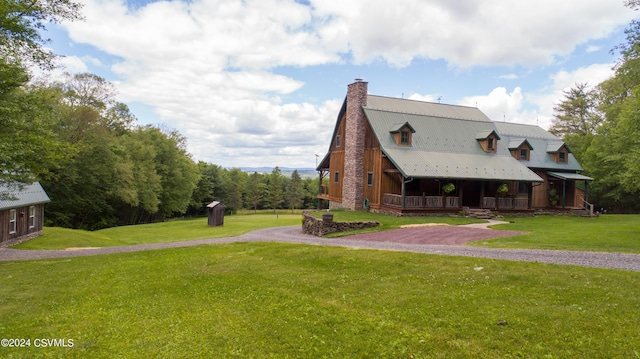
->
[[1, 0, 321, 229], [3, 70, 321, 229], [549, 0, 640, 212]]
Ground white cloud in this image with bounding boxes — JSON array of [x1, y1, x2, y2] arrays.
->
[[499, 74, 519, 80], [310, 0, 634, 67], [459, 87, 524, 123], [56, 0, 634, 167], [526, 63, 615, 128], [408, 93, 437, 102]]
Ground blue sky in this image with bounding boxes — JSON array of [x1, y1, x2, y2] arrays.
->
[[39, 0, 636, 168]]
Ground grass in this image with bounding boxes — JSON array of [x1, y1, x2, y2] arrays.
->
[[15, 214, 302, 250], [1, 243, 639, 358], [472, 214, 640, 253]]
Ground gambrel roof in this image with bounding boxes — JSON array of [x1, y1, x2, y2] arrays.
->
[[494, 122, 583, 172], [317, 93, 587, 182], [362, 106, 543, 182]]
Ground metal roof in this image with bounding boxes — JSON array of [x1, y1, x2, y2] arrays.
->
[[493, 123, 583, 172], [507, 138, 534, 150], [548, 172, 593, 181], [0, 182, 50, 210], [475, 129, 500, 140], [383, 148, 544, 181], [366, 95, 493, 122], [494, 122, 558, 139], [207, 201, 224, 208], [546, 142, 567, 153], [363, 108, 543, 181]]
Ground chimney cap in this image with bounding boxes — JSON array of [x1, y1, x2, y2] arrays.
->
[[354, 78, 363, 82]]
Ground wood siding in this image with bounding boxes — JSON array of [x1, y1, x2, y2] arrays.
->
[[0, 204, 45, 243], [327, 113, 347, 203]]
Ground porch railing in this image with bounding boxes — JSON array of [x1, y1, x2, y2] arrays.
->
[[382, 194, 458, 209], [483, 197, 529, 210], [383, 193, 529, 210]]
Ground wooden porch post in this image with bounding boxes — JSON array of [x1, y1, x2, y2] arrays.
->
[[317, 171, 323, 210], [458, 180, 464, 209], [480, 182, 485, 209], [401, 177, 406, 209], [585, 181, 589, 203], [562, 180, 566, 208], [528, 182, 533, 209]]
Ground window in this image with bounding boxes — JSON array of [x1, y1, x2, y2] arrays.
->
[[9, 209, 16, 234], [334, 171, 340, 183], [29, 206, 35, 228], [367, 172, 374, 186], [558, 151, 566, 163], [487, 138, 495, 150], [518, 182, 530, 195], [335, 135, 341, 148], [400, 131, 410, 145], [520, 148, 528, 161]]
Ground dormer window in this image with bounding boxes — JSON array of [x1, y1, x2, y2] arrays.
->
[[476, 130, 501, 153], [400, 131, 410, 145], [547, 142, 570, 164], [390, 122, 415, 146], [559, 151, 566, 163], [508, 139, 533, 161]]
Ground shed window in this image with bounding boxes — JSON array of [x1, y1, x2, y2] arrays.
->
[[334, 171, 340, 183], [335, 135, 341, 148], [29, 206, 35, 228], [400, 131, 410, 145], [367, 172, 374, 186], [9, 209, 16, 234]]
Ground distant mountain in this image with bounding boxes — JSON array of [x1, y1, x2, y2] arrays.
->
[[235, 167, 318, 178]]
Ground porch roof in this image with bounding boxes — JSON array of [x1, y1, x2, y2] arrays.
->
[[383, 148, 544, 182], [547, 172, 593, 181]]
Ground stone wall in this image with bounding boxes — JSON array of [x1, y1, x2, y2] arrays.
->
[[0, 230, 43, 248], [302, 212, 379, 237], [342, 79, 368, 210]]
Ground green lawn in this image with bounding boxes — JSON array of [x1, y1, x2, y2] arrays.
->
[[1, 243, 639, 358], [472, 214, 640, 253], [15, 214, 302, 250]]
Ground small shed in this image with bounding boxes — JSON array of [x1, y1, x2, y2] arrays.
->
[[0, 182, 50, 245], [207, 201, 225, 227]]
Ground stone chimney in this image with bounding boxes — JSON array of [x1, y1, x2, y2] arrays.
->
[[342, 79, 368, 210]]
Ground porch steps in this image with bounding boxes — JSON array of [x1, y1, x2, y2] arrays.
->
[[466, 209, 495, 220], [570, 208, 598, 217]]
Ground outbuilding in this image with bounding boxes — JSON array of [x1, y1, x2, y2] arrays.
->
[[0, 182, 50, 246], [207, 201, 225, 227]]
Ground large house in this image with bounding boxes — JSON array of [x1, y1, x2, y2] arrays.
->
[[0, 182, 50, 245], [316, 80, 592, 214]]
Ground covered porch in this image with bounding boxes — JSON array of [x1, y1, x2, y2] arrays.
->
[[380, 178, 534, 213]]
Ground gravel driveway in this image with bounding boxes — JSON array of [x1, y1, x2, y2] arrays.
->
[[1, 225, 640, 272]]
